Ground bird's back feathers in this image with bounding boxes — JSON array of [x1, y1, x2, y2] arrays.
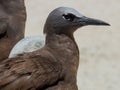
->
[[0, 48, 62, 90]]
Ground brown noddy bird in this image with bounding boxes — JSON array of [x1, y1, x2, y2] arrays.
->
[[0, 0, 26, 61], [0, 7, 110, 90]]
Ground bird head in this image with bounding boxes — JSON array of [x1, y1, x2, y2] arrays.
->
[[44, 7, 110, 35]]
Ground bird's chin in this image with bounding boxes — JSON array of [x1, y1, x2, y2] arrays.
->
[[73, 24, 84, 30]]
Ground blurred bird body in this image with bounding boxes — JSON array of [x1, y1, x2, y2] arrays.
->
[[0, 0, 26, 61], [0, 7, 109, 90]]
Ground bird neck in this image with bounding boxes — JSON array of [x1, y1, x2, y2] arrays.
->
[[45, 33, 79, 78]]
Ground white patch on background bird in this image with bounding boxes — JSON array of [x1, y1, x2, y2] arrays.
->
[[9, 35, 45, 58]]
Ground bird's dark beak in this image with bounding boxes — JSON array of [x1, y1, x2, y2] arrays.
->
[[77, 16, 110, 26]]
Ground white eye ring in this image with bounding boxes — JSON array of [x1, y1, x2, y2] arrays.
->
[[62, 13, 76, 22]]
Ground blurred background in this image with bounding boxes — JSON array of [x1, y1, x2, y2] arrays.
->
[[25, 0, 120, 90]]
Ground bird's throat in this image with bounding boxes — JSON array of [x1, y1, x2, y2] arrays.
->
[[45, 34, 79, 72]]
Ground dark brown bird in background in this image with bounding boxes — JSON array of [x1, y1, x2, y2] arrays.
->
[[0, 7, 110, 90], [0, 0, 26, 61]]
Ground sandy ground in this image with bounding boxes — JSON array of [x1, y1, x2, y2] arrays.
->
[[25, 0, 120, 90]]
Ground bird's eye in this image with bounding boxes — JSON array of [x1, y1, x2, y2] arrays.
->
[[62, 13, 76, 22]]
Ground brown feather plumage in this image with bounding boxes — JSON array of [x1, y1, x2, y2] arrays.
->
[[0, 34, 79, 90]]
